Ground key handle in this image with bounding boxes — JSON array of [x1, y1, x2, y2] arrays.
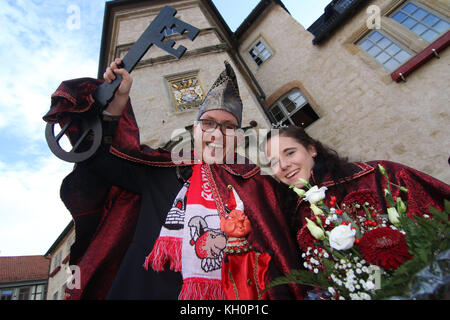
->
[[45, 6, 200, 163]]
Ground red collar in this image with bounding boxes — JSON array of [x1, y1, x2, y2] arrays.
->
[[296, 162, 375, 211], [316, 162, 374, 188]]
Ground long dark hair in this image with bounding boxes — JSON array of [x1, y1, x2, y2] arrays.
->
[[265, 126, 357, 232], [266, 126, 355, 185]]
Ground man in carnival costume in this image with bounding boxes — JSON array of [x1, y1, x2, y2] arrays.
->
[[43, 59, 304, 300]]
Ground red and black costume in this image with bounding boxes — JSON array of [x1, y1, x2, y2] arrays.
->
[[43, 78, 304, 300], [294, 161, 450, 248]]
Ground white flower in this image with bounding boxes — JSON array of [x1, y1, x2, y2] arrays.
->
[[328, 287, 336, 295], [359, 293, 371, 300], [291, 186, 306, 197], [310, 203, 324, 216], [350, 293, 361, 300], [305, 218, 325, 240], [329, 225, 356, 250], [304, 186, 328, 204], [364, 281, 375, 291], [387, 207, 400, 226]]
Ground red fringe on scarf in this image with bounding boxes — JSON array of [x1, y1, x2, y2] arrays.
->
[[178, 277, 227, 300], [144, 236, 182, 272]]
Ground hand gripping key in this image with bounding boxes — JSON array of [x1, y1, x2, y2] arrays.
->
[[45, 6, 200, 163]]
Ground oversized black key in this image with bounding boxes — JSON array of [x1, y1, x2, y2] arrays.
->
[[46, 6, 200, 163], [94, 6, 200, 108]]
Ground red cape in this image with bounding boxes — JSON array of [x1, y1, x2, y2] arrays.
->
[[43, 78, 305, 300]]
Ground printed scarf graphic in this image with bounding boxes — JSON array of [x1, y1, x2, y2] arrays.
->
[[145, 164, 239, 299]]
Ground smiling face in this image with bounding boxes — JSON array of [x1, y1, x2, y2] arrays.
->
[[266, 135, 317, 188], [193, 109, 241, 164]]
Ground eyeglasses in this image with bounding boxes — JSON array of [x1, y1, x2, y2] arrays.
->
[[197, 119, 239, 136]]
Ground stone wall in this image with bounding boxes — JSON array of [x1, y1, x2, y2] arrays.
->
[[238, 0, 450, 183], [106, 0, 269, 148]]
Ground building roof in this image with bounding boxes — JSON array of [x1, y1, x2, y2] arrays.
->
[[0, 256, 50, 283], [307, 0, 368, 44], [45, 220, 74, 256], [234, 0, 290, 41]]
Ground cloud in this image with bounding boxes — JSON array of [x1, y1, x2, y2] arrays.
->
[[0, 0, 106, 256], [0, 157, 73, 256], [0, 0, 102, 141]]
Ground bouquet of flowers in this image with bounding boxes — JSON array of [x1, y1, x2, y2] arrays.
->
[[267, 165, 450, 300]]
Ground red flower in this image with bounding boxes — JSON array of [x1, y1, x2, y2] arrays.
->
[[297, 215, 330, 252], [359, 227, 412, 270], [297, 225, 315, 252], [342, 190, 383, 215]]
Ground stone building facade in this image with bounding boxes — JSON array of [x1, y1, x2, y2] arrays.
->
[[99, 0, 269, 151], [42, 0, 449, 300], [45, 221, 75, 300], [236, 0, 449, 182], [97, 0, 449, 182]]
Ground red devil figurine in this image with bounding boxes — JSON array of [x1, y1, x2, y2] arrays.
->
[[220, 185, 271, 300]]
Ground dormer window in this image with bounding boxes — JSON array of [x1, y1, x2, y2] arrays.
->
[[248, 38, 272, 66]]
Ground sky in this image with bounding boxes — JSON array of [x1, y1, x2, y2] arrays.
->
[[0, 0, 331, 257]]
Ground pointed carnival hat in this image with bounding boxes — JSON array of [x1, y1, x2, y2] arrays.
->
[[196, 61, 243, 127]]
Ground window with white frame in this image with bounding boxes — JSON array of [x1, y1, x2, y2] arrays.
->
[[248, 39, 272, 66], [358, 31, 413, 72], [355, 1, 449, 74], [53, 251, 62, 270], [269, 89, 319, 128], [391, 1, 449, 43], [1, 289, 13, 300], [18, 287, 30, 300]]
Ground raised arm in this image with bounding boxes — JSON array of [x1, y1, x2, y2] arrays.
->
[[77, 58, 148, 194], [103, 58, 133, 116]]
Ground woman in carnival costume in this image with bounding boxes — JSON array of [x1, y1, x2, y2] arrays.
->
[[264, 125, 450, 299]]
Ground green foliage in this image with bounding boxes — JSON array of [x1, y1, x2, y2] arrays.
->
[[268, 164, 449, 300], [264, 269, 333, 293]]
